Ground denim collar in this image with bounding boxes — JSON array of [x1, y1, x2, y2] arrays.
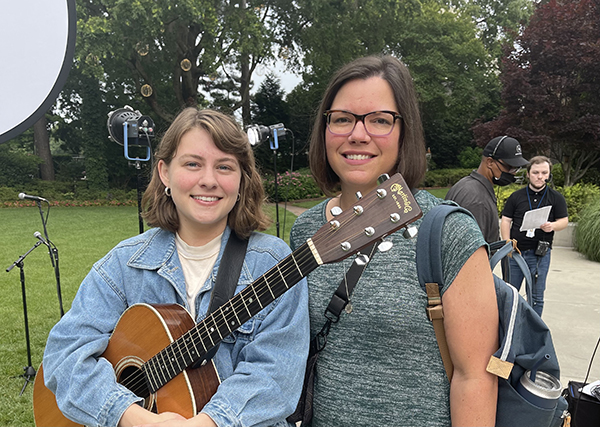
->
[[127, 226, 232, 272]]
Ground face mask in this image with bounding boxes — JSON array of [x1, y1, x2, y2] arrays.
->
[[493, 171, 516, 186]]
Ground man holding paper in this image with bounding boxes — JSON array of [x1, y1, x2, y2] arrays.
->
[[501, 156, 569, 317]]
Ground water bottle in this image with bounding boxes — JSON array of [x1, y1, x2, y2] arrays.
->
[[516, 354, 563, 409]]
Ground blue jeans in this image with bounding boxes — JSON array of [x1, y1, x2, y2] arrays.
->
[[508, 248, 551, 317]]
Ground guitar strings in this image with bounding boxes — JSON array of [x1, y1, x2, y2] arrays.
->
[[120, 187, 409, 397]]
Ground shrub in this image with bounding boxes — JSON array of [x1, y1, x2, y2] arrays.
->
[[263, 170, 323, 202], [0, 148, 42, 187], [575, 198, 600, 262], [458, 147, 483, 169], [495, 184, 522, 217], [422, 168, 473, 187], [559, 183, 600, 222]]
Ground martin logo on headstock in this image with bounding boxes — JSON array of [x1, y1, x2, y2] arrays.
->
[[306, 173, 422, 265]]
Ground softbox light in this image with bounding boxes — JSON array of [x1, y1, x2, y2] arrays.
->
[[0, 0, 76, 144]]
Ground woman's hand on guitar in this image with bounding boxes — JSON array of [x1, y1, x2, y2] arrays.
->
[[119, 404, 185, 427], [133, 412, 218, 427]]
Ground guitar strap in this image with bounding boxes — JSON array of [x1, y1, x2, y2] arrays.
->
[[287, 241, 379, 424], [195, 231, 248, 366], [317, 241, 379, 348]]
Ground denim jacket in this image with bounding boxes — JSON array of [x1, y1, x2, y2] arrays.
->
[[43, 227, 309, 427]]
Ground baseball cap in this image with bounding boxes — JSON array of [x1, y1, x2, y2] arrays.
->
[[482, 136, 529, 168]]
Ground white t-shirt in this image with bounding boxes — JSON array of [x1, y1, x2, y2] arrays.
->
[[175, 232, 222, 318]]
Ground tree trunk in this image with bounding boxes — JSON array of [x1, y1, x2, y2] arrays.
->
[[33, 115, 55, 181], [240, 0, 251, 126]]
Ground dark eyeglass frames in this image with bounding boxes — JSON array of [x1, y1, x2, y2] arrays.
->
[[324, 110, 402, 137]]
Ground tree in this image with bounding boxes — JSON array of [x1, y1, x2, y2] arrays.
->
[[250, 73, 292, 173], [396, 1, 500, 168], [33, 116, 55, 180], [75, 0, 281, 125], [473, 0, 600, 186], [276, 0, 510, 168]]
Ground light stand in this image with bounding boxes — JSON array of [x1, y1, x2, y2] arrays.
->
[[107, 106, 155, 235], [6, 240, 44, 395], [247, 124, 286, 238]]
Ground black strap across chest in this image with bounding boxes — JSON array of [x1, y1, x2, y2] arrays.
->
[[195, 232, 248, 366]]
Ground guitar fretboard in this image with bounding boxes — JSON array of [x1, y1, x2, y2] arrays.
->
[[142, 242, 319, 393]]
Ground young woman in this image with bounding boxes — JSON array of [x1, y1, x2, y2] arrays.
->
[[290, 56, 499, 426], [42, 108, 309, 427]]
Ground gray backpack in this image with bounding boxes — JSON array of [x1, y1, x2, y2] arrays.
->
[[416, 203, 568, 427]]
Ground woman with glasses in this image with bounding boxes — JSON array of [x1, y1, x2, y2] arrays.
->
[[290, 55, 499, 426]]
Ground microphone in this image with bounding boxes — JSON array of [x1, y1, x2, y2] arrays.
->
[[34, 231, 51, 248], [19, 193, 48, 203]]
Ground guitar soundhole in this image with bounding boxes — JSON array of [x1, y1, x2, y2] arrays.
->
[[114, 357, 156, 412]]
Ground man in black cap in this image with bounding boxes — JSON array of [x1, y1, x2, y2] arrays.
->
[[446, 136, 529, 243]]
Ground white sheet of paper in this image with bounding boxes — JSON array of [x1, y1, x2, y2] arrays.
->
[[581, 379, 600, 397], [520, 206, 552, 231]]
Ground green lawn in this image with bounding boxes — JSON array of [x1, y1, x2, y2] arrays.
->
[[423, 187, 450, 199], [0, 205, 296, 427]]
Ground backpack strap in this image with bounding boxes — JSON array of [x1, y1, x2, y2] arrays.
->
[[490, 240, 534, 305], [416, 203, 470, 381], [416, 204, 541, 384]]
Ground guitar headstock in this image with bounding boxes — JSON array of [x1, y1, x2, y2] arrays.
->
[[310, 173, 422, 265]]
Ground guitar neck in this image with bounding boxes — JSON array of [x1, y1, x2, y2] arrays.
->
[[142, 241, 320, 393]]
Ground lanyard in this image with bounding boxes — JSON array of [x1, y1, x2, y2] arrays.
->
[[527, 185, 548, 210]]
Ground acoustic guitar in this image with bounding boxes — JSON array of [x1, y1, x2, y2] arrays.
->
[[33, 173, 422, 426]]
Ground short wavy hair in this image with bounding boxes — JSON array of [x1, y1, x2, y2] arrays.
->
[[142, 108, 270, 239], [526, 155, 552, 173], [309, 55, 427, 195]]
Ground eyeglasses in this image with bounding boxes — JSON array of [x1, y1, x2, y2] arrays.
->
[[324, 110, 402, 137], [495, 159, 520, 174]]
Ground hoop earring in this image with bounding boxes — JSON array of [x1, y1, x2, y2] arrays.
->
[[164, 187, 172, 197]]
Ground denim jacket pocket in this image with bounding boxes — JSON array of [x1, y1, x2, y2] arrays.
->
[[221, 318, 256, 344]]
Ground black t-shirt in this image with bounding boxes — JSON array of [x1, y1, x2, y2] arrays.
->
[[502, 185, 568, 251]]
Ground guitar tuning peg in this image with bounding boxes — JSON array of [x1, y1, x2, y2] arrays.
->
[[355, 191, 363, 200], [330, 206, 343, 217], [377, 174, 390, 184], [378, 240, 394, 253], [402, 225, 418, 239], [355, 254, 370, 266]]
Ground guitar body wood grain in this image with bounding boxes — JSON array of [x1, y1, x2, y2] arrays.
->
[[33, 304, 220, 427]]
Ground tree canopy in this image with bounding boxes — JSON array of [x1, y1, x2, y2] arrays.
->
[[473, 0, 600, 186], [16, 0, 600, 189]]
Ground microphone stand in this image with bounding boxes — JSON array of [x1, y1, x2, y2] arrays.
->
[[36, 200, 64, 317], [6, 240, 44, 395], [134, 160, 144, 235]]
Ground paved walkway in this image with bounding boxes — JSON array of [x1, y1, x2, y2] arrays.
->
[[284, 205, 600, 386], [542, 246, 600, 385]]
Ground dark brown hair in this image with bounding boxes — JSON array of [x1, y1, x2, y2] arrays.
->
[[309, 55, 426, 195], [142, 108, 270, 239]]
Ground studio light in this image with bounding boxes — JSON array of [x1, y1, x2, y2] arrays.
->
[[246, 123, 285, 149], [246, 123, 287, 238], [107, 106, 155, 161]]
